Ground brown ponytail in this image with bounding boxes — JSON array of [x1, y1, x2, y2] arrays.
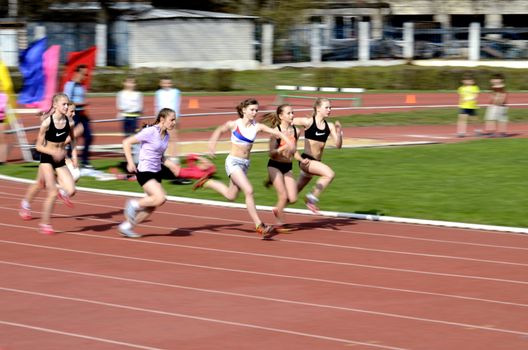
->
[[142, 108, 174, 128], [261, 103, 290, 128]]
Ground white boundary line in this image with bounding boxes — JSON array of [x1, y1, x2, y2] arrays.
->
[[1, 174, 527, 235], [0, 287, 406, 349], [0, 320, 163, 350]]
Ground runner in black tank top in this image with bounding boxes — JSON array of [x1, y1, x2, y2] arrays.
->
[[40, 114, 71, 168], [304, 116, 330, 143], [19, 94, 78, 235], [293, 98, 343, 213]]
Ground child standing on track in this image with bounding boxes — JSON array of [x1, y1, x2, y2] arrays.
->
[[484, 73, 508, 137], [193, 98, 295, 239], [119, 108, 182, 238], [456, 74, 480, 137], [262, 104, 307, 226], [294, 97, 342, 213], [19, 94, 77, 234]]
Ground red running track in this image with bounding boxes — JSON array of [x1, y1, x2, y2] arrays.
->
[[1, 179, 528, 349]]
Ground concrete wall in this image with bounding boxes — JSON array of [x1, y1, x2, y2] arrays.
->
[[128, 18, 259, 69]]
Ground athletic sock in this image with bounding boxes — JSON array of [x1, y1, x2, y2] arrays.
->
[[306, 193, 319, 203], [21, 199, 30, 210], [119, 221, 133, 230]]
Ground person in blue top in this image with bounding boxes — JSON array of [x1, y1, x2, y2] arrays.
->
[[64, 64, 93, 168]]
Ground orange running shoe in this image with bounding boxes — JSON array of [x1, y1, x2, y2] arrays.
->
[[192, 175, 210, 191], [256, 223, 276, 240]]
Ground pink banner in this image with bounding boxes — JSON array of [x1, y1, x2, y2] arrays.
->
[[38, 45, 61, 112]]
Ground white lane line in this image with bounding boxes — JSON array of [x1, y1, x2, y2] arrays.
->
[[2, 228, 528, 286], [0, 320, 165, 350], [1, 183, 527, 243], [3, 259, 528, 312], [2, 173, 528, 235], [1, 200, 527, 269], [404, 134, 451, 139], [2, 285, 527, 340], [0, 287, 407, 350], [2, 233, 528, 306]]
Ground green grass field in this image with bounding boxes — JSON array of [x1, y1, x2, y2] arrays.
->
[[2, 137, 527, 228], [178, 108, 528, 135]]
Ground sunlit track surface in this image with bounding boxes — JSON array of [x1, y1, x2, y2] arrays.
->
[[1, 180, 528, 350]]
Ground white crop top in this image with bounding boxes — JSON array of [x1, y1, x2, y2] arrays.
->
[[231, 119, 258, 145]]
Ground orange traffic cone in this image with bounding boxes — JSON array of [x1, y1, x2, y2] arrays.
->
[[188, 98, 200, 109], [405, 94, 416, 104]]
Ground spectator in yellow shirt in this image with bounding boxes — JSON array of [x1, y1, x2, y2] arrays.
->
[[457, 74, 480, 137]]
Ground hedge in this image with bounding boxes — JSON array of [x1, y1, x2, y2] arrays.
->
[[6, 64, 528, 93]]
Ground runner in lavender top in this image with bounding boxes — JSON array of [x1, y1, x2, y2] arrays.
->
[[118, 108, 183, 238]]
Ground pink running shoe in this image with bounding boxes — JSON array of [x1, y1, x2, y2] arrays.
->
[[19, 206, 32, 220], [305, 200, 320, 214], [39, 224, 54, 235], [57, 190, 74, 208]]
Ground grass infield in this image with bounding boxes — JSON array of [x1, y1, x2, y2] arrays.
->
[[2, 137, 527, 228]]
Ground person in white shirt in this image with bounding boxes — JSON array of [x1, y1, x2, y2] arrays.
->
[[154, 77, 180, 158], [154, 77, 190, 184], [117, 77, 143, 137]]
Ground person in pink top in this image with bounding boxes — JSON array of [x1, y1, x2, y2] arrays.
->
[[119, 108, 183, 238]]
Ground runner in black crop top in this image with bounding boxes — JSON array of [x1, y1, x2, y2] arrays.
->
[[45, 115, 71, 143], [304, 116, 330, 142], [20, 93, 78, 236]]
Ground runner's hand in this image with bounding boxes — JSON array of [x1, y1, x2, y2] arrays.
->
[[126, 162, 137, 173]]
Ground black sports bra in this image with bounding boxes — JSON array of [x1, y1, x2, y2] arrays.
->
[[304, 116, 330, 142], [45, 115, 71, 143]]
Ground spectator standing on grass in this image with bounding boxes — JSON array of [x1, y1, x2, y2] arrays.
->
[[192, 98, 295, 239], [155, 77, 181, 160], [117, 76, 143, 137], [154, 77, 190, 184], [19, 93, 77, 235], [117, 76, 143, 163], [456, 74, 480, 138], [484, 73, 508, 137], [262, 104, 307, 227], [64, 64, 93, 168], [293, 98, 342, 214]]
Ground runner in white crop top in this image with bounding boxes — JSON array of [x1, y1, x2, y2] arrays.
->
[[231, 118, 258, 145], [194, 98, 295, 239]]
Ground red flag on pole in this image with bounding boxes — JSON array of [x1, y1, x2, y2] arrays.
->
[[60, 46, 97, 91]]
